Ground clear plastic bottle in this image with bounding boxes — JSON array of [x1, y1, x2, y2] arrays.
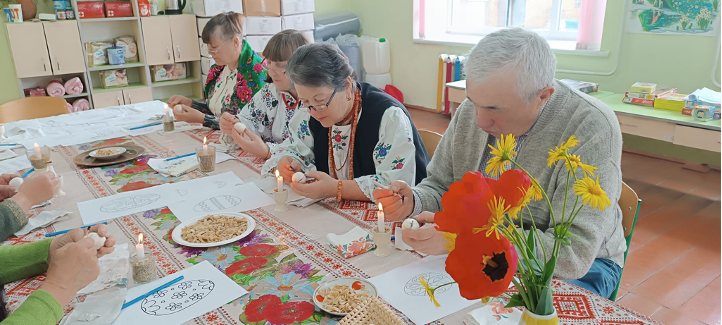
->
[[362, 37, 391, 75]]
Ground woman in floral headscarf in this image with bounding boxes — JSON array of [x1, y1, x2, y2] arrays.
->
[[168, 12, 266, 129]]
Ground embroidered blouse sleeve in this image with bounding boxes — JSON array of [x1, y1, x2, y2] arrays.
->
[[261, 109, 317, 175], [355, 107, 417, 202], [238, 85, 275, 142]]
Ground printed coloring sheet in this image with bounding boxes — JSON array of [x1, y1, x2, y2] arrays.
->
[[0, 156, 32, 174], [113, 261, 248, 325], [167, 183, 274, 222]]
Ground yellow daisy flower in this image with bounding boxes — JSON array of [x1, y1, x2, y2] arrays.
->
[[474, 196, 509, 239], [529, 180, 544, 201], [509, 186, 532, 219], [443, 232, 457, 252], [420, 276, 441, 307], [562, 135, 579, 149], [485, 134, 517, 177], [565, 154, 598, 176], [547, 135, 579, 167], [574, 175, 612, 210]]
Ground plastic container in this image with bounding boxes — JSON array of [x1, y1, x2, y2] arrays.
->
[[362, 38, 390, 75], [364, 73, 391, 90], [314, 11, 360, 41]]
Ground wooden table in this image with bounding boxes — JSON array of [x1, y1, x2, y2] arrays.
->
[[1, 106, 659, 324], [446, 81, 721, 153]]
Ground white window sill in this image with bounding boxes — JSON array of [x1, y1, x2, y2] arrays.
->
[[413, 33, 609, 58]]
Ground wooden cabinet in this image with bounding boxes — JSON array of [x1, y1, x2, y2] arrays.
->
[[43, 21, 86, 75], [673, 125, 721, 152], [169, 15, 201, 63], [6, 23, 53, 78], [142, 15, 199, 65], [141, 17, 174, 65], [93, 91, 124, 109], [123, 87, 153, 105]]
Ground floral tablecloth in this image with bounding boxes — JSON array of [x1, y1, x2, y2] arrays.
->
[[1, 125, 658, 325]]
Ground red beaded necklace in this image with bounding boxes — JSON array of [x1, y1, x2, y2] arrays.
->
[[281, 93, 298, 110], [328, 88, 361, 180]]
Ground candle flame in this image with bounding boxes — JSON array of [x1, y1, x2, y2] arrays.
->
[[275, 170, 280, 178], [34, 143, 39, 149], [378, 202, 383, 211], [138, 233, 143, 243], [203, 137, 207, 145]]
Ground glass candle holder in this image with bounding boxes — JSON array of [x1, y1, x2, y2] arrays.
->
[[163, 118, 175, 132], [130, 253, 157, 284], [196, 145, 216, 173], [26, 146, 50, 171]]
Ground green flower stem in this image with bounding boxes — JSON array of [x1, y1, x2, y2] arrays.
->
[[502, 220, 539, 283], [431, 282, 457, 293], [512, 277, 534, 313], [511, 160, 557, 229], [525, 206, 548, 262], [561, 170, 570, 225]]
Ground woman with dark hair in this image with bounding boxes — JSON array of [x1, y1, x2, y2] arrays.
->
[[219, 29, 311, 158], [168, 12, 266, 129], [262, 43, 430, 202]]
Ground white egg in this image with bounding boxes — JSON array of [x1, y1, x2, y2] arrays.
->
[[174, 105, 184, 114], [292, 172, 306, 183], [85, 232, 106, 250], [234, 122, 247, 134], [9, 177, 23, 190], [402, 218, 420, 229]]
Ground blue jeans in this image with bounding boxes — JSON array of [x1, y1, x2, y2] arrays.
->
[[566, 258, 622, 298]]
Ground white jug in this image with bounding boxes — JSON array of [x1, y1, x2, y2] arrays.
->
[[362, 38, 391, 75]]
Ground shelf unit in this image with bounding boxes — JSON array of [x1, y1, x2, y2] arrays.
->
[[6, 0, 203, 110]]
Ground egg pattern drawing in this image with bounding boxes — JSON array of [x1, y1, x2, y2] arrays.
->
[[100, 194, 161, 213], [141, 280, 215, 316], [404, 272, 453, 297], [193, 195, 242, 212]]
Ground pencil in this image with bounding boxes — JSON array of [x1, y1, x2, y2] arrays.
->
[[122, 276, 185, 310], [129, 122, 162, 130], [371, 180, 388, 189], [21, 168, 34, 178], [0, 144, 18, 146], [44, 221, 108, 237], [166, 152, 196, 161]]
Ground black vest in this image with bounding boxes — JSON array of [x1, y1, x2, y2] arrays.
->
[[309, 82, 430, 184]]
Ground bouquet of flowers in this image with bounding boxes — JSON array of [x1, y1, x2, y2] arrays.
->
[[422, 134, 612, 319]]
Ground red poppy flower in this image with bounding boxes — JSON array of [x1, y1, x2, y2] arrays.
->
[[160, 207, 172, 215], [446, 232, 518, 300], [121, 181, 153, 192], [239, 244, 279, 257], [334, 134, 343, 142], [244, 294, 281, 322], [120, 165, 148, 175], [266, 301, 315, 324], [226, 257, 267, 275]]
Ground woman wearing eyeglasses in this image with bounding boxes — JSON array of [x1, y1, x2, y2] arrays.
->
[[218, 30, 311, 158], [167, 12, 266, 130], [261, 43, 430, 202]]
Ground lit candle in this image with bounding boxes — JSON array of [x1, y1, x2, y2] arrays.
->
[[136, 233, 145, 259], [275, 169, 283, 191], [34, 143, 41, 159], [378, 203, 385, 233], [203, 136, 208, 153], [165, 108, 170, 120]]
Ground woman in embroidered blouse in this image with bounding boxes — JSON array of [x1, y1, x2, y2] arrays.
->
[[262, 43, 430, 202], [219, 30, 311, 158], [167, 12, 266, 130]]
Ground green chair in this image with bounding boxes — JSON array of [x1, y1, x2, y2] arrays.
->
[[608, 182, 642, 301]]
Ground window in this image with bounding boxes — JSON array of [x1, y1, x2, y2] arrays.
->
[[415, 0, 607, 51]]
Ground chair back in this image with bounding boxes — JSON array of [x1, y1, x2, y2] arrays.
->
[[0, 97, 70, 123], [418, 130, 443, 159], [608, 181, 641, 301]]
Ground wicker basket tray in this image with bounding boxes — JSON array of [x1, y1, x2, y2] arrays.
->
[[339, 296, 406, 325]]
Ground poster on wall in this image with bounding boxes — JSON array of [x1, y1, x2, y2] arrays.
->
[[626, 0, 720, 36]]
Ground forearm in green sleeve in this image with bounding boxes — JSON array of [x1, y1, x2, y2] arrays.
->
[[0, 200, 28, 242], [1, 289, 63, 325], [0, 239, 52, 285]]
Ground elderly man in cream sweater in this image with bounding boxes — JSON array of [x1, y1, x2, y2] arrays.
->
[[374, 28, 626, 298]]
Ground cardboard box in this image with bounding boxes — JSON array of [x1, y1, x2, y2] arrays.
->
[[105, 1, 133, 17], [199, 37, 210, 57], [151, 63, 188, 82], [653, 93, 687, 112], [192, 0, 243, 17], [622, 95, 653, 106], [243, 0, 280, 16], [686, 100, 721, 108], [99, 69, 129, 88], [626, 87, 676, 100], [560, 79, 598, 94], [246, 35, 273, 53], [281, 13, 314, 31], [281, 0, 313, 15], [201, 57, 216, 75], [693, 106, 715, 121], [197, 17, 210, 36], [245, 16, 282, 35], [630, 82, 657, 94], [682, 107, 693, 116], [138, 0, 150, 16], [77, 1, 105, 18]]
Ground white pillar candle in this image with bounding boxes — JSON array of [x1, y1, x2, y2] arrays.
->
[[136, 233, 145, 259], [378, 203, 385, 233], [203, 136, 208, 153], [34, 143, 41, 159], [275, 170, 283, 191]]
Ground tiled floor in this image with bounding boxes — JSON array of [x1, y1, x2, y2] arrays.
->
[[407, 107, 722, 325]]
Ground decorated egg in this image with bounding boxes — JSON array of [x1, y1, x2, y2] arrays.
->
[[174, 105, 184, 114], [292, 172, 306, 183], [402, 218, 420, 230], [9, 177, 23, 190], [85, 232, 106, 250], [234, 122, 246, 134], [140, 280, 215, 316]]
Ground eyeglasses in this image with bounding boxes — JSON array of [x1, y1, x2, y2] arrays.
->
[[260, 59, 287, 75], [306, 89, 337, 112], [207, 40, 228, 55]]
